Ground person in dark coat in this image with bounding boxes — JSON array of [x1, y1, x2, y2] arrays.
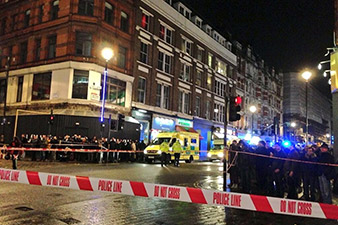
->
[[10, 136, 22, 169], [255, 140, 270, 194], [318, 143, 335, 204], [271, 143, 286, 197], [284, 144, 300, 199], [302, 146, 318, 201], [238, 140, 252, 193], [229, 140, 239, 188]]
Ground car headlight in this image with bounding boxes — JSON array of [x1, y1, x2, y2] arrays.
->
[[144, 150, 147, 154], [217, 153, 224, 158], [158, 150, 162, 154], [207, 153, 212, 157]]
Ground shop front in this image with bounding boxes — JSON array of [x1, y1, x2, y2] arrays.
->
[[132, 109, 152, 144], [151, 114, 176, 140], [193, 118, 213, 159]]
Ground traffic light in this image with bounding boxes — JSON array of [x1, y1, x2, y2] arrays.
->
[[229, 96, 241, 122], [48, 113, 55, 125], [118, 114, 125, 130]]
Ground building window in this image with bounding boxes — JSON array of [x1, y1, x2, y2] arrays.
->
[[32, 72, 51, 101], [180, 63, 190, 82], [48, 35, 57, 59], [78, 0, 94, 16], [20, 42, 28, 64], [72, 70, 88, 99], [208, 53, 213, 67], [196, 70, 202, 86], [206, 100, 211, 119], [197, 48, 203, 62], [179, 91, 190, 114], [214, 104, 224, 122], [216, 59, 227, 76], [158, 52, 171, 74], [117, 46, 127, 69], [156, 83, 170, 109], [140, 42, 148, 64], [16, 76, 23, 102], [159, 24, 172, 44], [24, 9, 30, 27], [51, 0, 59, 20], [141, 13, 149, 30], [35, 38, 41, 61], [207, 74, 212, 90], [76, 32, 92, 56], [137, 77, 146, 103], [195, 96, 201, 116], [120, 11, 129, 32], [102, 77, 126, 106], [104, 2, 114, 25], [182, 38, 192, 55], [11, 14, 17, 31], [0, 79, 6, 103], [38, 5, 44, 23], [214, 80, 226, 97]]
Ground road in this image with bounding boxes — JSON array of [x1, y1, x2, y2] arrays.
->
[[0, 159, 337, 225]]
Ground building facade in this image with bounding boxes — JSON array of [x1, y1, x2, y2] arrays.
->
[[131, 0, 239, 155], [232, 42, 283, 142], [0, 0, 283, 153], [0, 0, 139, 142], [283, 72, 332, 144]]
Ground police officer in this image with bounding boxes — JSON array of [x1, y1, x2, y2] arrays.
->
[[172, 140, 182, 167], [160, 141, 169, 167]]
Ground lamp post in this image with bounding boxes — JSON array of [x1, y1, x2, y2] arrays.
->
[[301, 70, 312, 145], [249, 105, 257, 134], [2, 56, 10, 144], [100, 48, 113, 124]]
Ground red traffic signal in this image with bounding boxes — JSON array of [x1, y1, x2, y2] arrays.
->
[[235, 96, 242, 105]]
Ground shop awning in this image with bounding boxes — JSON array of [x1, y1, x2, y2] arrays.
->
[[175, 125, 203, 139]]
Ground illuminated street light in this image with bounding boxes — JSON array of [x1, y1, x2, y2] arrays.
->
[[290, 122, 296, 128], [249, 105, 257, 113], [100, 47, 114, 123], [318, 63, 322, 70], [301, 71, 312, 81]]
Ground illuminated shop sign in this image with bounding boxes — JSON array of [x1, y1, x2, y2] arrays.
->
[[176, 118, 193, 128], [152, 116, 175, 131]]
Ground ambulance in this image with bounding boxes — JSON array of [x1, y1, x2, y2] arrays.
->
[[144, 131, 200, 163]]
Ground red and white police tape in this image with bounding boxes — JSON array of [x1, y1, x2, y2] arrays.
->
[[0, 167, 337, 220]]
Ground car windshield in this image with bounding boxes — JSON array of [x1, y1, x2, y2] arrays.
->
[[213, 145, 223, 150], [151, 138, 171, 145]]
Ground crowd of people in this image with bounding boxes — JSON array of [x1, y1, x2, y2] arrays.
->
[[228, 140, 337, 204], [4, 134, 147, 163]]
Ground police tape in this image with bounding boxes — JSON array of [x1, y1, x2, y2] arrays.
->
[[3, 147, 338, 168], [0, 167, 337, 220]]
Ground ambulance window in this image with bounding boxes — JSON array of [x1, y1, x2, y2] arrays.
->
[[184, 138, 188, 147], [191, 139, 197, 144]]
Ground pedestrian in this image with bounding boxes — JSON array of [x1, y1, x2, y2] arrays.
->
[[160, 141, 169, 167], [238, 140, 252, 193], [10, 136, 22, 170], [131, 140, 137, 162], [284, 144, 300, 199], [138, 140, 147, 162], [172, 139, 182, 167], [271, 143, 286, 197], [229, 140, 239, 189], [302, 146, 318, 201], [318, 143, 335, 204], [255, 140, 270, 195]]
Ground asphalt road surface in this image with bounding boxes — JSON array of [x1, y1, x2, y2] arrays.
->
[[0, 160, 337, 225]]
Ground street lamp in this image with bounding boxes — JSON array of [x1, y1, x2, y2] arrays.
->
[[100, 48, 114, 123], [249, 105, 257, 134], [301, 70, 312, 145], [290, 122, 296, 128]]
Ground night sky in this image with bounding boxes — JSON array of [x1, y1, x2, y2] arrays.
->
[[181, 0, 334, 97]]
